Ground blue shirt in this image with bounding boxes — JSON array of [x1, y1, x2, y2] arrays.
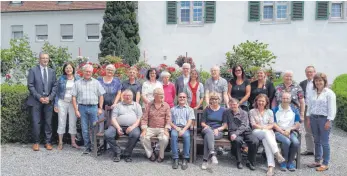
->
[[201, 107, 226, 129], [171, 105, 195, 127]]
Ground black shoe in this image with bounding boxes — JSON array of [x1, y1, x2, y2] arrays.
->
[[172, 159, 179, 169], [157, 157, 164, 163], [150, 153, 156, 162], [301, 151, 314, 156], [246, 162, 255, 170], [237, 162, 243, 169], [124, 157, 132, 162], [83, 148, 91, 154], [181, 159, 188, 170], [113, 154, 121, 162]]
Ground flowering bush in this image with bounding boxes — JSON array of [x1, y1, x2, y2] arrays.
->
[[175, 55, 196, 69]]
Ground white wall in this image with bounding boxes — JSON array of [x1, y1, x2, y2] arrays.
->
[[138, 1, 347, 82], [1, 10, 104, 62]]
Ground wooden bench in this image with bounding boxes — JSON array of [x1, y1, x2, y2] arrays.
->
[[93, 111, 194, 163]]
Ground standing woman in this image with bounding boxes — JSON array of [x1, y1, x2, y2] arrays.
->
[[307, 73, 336, 172], [249, 69, 275, 109], [54, 62, 80, 150], [97, 64, 122, 134], [183, 69, 204, 110], [228, 65, 251, 111], [141, 68, 163, 109], [161, 71, 176, 108]]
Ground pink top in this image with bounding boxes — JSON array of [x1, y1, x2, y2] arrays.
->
[[163, 82, 176, 108]]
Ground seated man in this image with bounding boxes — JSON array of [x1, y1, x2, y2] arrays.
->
[[141, 88, 171, 162], [273, 92, 300, 172], [224, 98, 259, 170], [104, 89, 142, 162], [170, 92, 195, 170]]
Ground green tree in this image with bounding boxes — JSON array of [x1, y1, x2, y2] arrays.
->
[[41, 42, 72, 77], [99, 1, 140, 65], [225, 40, 277, 78]]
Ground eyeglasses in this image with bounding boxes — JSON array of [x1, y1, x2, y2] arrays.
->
[[179, 96, 186, 99], [210, 98, 219, 101]]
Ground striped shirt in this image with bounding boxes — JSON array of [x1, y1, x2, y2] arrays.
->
[[171, 105, 195, 127], [71, 78, 105, 105], [141, 102, 171, 130]]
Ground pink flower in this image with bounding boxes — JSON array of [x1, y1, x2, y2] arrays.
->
[[5, 74, 11, 79]]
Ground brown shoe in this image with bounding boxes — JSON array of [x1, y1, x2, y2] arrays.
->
[[45, 144, 53, 150], [32, 144, 40, 151], [316, 165, 329, 171]]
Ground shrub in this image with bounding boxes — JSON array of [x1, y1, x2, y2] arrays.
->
[[1, 84, 31, 143], [332, 74, 347, 132]]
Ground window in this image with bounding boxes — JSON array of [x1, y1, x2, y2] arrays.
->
[[11, 25, 23, 39], [86, 24, 100, 40], [10, 1, 22, 4], [261, 1, 290, 23], [61, 24, 73, 41], [35, 25, 48, 41], [329, 1, 347, 21], [178, 1, 204, 25]]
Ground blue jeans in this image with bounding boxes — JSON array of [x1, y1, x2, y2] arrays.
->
[[171, 129, 190, 159], [79, 105, 98, 149], [275, 132, 300, 163], [310, 115, 331, 165]]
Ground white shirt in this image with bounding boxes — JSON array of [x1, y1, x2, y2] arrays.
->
[[274, 106, 298, 130], [305, 79, 314, 105], [307, 88, 337, 121], [39, 65, 49, 81], [64, 79, 74, 102], [183, 75, 189, 85]]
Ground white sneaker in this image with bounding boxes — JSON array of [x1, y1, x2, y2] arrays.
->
[[211, 156, 218, 165], [201, 161, 208, 170]]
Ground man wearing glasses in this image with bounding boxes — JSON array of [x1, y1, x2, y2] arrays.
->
[[170, 93, 195, 170]]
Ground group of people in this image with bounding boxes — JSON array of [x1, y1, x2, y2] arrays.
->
[[27, 53, 336, 175]]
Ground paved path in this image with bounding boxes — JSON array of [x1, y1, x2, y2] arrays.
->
[[2, 127, 347, 176]]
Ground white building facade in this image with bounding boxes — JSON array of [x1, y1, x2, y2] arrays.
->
[[137, 1, 347, 82]]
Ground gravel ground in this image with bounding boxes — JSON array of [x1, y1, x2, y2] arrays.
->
[[2, 126, 347, 176]]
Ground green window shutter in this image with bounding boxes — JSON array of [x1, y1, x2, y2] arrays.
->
[[316, 1, 329, 20], [292, 1, 304, 20], [248, 1, 260, 22], [205, 1, 216, 23], [167, 1, 177, 24]]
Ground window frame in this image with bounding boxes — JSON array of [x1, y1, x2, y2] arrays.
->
[[35, 25, 48, 42], [329, 1, 347, 22], [85, 23, 100, 42], [260, 1, 291, 24], [60, 24, 74, 42], [11, 25, 23, 39], [177, 1, 205, 26]]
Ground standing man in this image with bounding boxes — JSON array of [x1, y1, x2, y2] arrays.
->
[[175, 63, 191, 95], [299, 66, 316, 156], [27, 52, 57, 151], [170, 92, 194, 170], [72, 64, 105, 154], [121, 67, 142, 104], [205, 66, 229, 108]]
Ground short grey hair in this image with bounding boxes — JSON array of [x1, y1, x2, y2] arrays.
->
[[106, 64, 116, 72], [160, 71, 171, 78], [122, 89, 134, 96], [228, 97, 239, 104], [83, 64, 93, 71], [282, 70, 294, 77], [39, 52, 49, 58], [211, 65, 220, 71], [182, 63, 191, 69]]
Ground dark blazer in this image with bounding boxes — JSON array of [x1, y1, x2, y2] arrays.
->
[[175, 75, 185, 96], [27, 65, 57, 106], [299, 79, 308, 97]]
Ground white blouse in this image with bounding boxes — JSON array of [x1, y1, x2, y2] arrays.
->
[[307, 88, 337, 121], [141, 81, 163, 106]]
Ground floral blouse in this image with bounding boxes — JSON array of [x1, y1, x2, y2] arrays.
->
[[249, 109, 274, 126], [274, 82, 304, 108]]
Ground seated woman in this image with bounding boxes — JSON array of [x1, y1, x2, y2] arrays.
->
[[250, 94, 285, 176], [200, 92, 227, 170]]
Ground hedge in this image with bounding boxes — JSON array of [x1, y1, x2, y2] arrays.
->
[[1, 84, 31, 143], [332, 74, 347, 132]]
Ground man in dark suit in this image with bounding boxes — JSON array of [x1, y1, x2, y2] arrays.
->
[[175, 63, 190, 96], [27, 52, 57, 151], [299, 66, 316, 156]]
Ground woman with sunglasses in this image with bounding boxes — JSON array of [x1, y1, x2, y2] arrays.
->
[[228, 65, 251, 111], [200, 92, 227, 170]]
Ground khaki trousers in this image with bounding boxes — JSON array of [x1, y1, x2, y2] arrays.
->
[[141, 128, 169, 159]]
